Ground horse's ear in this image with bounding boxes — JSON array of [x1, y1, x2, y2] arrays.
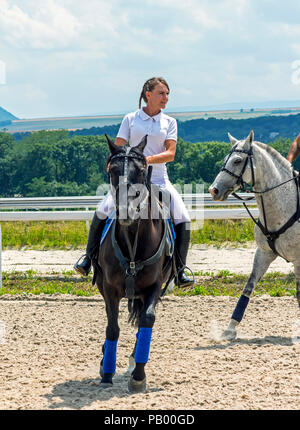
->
[[245, 130, 254, 146], [136, 135, 148, 153], [105, 134, 118, 153], [228, 132, 238, 147]]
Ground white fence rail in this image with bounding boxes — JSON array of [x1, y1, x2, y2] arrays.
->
[[0, 194, 257, 221], [0, 208, 259, 221], [0, 194, 255, 209]]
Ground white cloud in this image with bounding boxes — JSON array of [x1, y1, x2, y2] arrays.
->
[[1, 0, 300, 117], [0, 0, 82, 49]]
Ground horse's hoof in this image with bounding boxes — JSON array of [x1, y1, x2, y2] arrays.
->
[[221, 329, 237, 341], [99, 382, 113, 389], [128, 355, 135, 373], [128, 376, 146, 393]]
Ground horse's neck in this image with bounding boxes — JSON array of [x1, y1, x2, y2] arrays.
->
[[116, 210, 163, 260], [253, 144, 298, 229], [253, 144, 291, 190]]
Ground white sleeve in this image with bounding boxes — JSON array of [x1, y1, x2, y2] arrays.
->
[[166, 118, 177, 142], [116, 115, 130, 141]]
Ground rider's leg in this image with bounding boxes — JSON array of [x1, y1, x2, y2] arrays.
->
[[74, 193, 114, 276], [74, 212, 106, 276], [174, 221, 194, 286], [163, 181, 194, 287]]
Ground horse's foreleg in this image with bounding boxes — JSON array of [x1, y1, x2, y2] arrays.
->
[[222, 248, 276, 340], [128, 285, 160, 393], [128, 335, 137, 373], [100, 288, 121, 387]]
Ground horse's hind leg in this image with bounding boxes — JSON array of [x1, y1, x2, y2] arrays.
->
[[294, 265, 300, 309], [100, 287, 121, 388], [222, 247, 277, 340], [297, 280, 300, 309], [128, 285, 160, 393]]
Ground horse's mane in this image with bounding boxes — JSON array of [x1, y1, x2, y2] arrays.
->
[[254, 141, 293, 172]]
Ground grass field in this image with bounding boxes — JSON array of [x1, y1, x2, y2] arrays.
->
[[0, 219, 255, 249], [0, 269, 296, 298]]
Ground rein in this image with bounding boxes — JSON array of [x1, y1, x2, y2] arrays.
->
[[108, 147, 173, 298], [226, 144, 300, 259]]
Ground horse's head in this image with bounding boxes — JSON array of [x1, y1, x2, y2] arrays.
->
[[209, 130, 255, 201], [105, 134, 150, 226]]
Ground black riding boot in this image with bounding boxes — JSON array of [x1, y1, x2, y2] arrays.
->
[[74, 213, 106, 276], [174, 222, 194, 287]]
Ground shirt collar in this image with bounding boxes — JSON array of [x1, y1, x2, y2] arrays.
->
[[138, 108, 162, 122]]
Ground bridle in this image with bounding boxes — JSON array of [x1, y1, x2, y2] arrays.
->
[[109, 146, 147, 187], [220, 144, 255, 193], [222, 142, 300, 260]]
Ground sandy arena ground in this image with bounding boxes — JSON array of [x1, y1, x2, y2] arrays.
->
[[0, 245, 300, 410], [1, 244, 294, 275]]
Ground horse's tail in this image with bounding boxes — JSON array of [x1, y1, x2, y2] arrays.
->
[[128, 298, 143, 327]]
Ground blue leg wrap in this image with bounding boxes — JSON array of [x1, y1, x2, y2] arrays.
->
[[134, 327, 152, 364], [102, 339, 118, 374], [232, 294, 250, 323]]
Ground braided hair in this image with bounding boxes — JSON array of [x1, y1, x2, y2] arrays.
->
[[138, 77, 170, 108]]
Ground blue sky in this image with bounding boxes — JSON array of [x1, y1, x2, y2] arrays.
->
[[1, 0, 300, 118]]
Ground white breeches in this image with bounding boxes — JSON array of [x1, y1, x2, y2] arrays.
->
[[96, 179, 190, 226]]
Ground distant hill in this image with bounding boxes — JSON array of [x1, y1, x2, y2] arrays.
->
[[68, 113, 300, 143], [0, 106, 17, 126], [177, 114, 300, 142], [11, 111, 300, 143]]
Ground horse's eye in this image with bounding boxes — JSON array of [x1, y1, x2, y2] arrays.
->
[[234, 159, 242, 165], [136, 191, 140, 197]]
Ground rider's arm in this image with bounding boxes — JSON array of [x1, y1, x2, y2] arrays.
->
[[146, 139, 176, 164], [114, 115, 130, 147], [146, 117, 177, 165], [287, 133, 300, 163]]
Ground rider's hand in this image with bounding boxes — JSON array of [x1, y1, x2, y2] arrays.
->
[[145, 156, 153, 165]]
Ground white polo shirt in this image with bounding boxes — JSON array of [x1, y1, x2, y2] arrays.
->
[[116, 109, 177, 185]]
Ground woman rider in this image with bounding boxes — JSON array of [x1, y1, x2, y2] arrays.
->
[[74, 77, 193, 287]]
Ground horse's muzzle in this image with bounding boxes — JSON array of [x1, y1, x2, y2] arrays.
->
[[209, 185, 221, 201]]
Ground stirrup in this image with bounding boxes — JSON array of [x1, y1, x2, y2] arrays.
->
[[176, 265, 195, 287], [74, 254, 91, 276]]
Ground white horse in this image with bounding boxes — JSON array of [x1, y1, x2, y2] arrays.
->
[[209, 130, 300, 340]]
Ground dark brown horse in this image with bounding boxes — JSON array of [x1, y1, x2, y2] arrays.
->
[[94, 135, 174, 392]]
